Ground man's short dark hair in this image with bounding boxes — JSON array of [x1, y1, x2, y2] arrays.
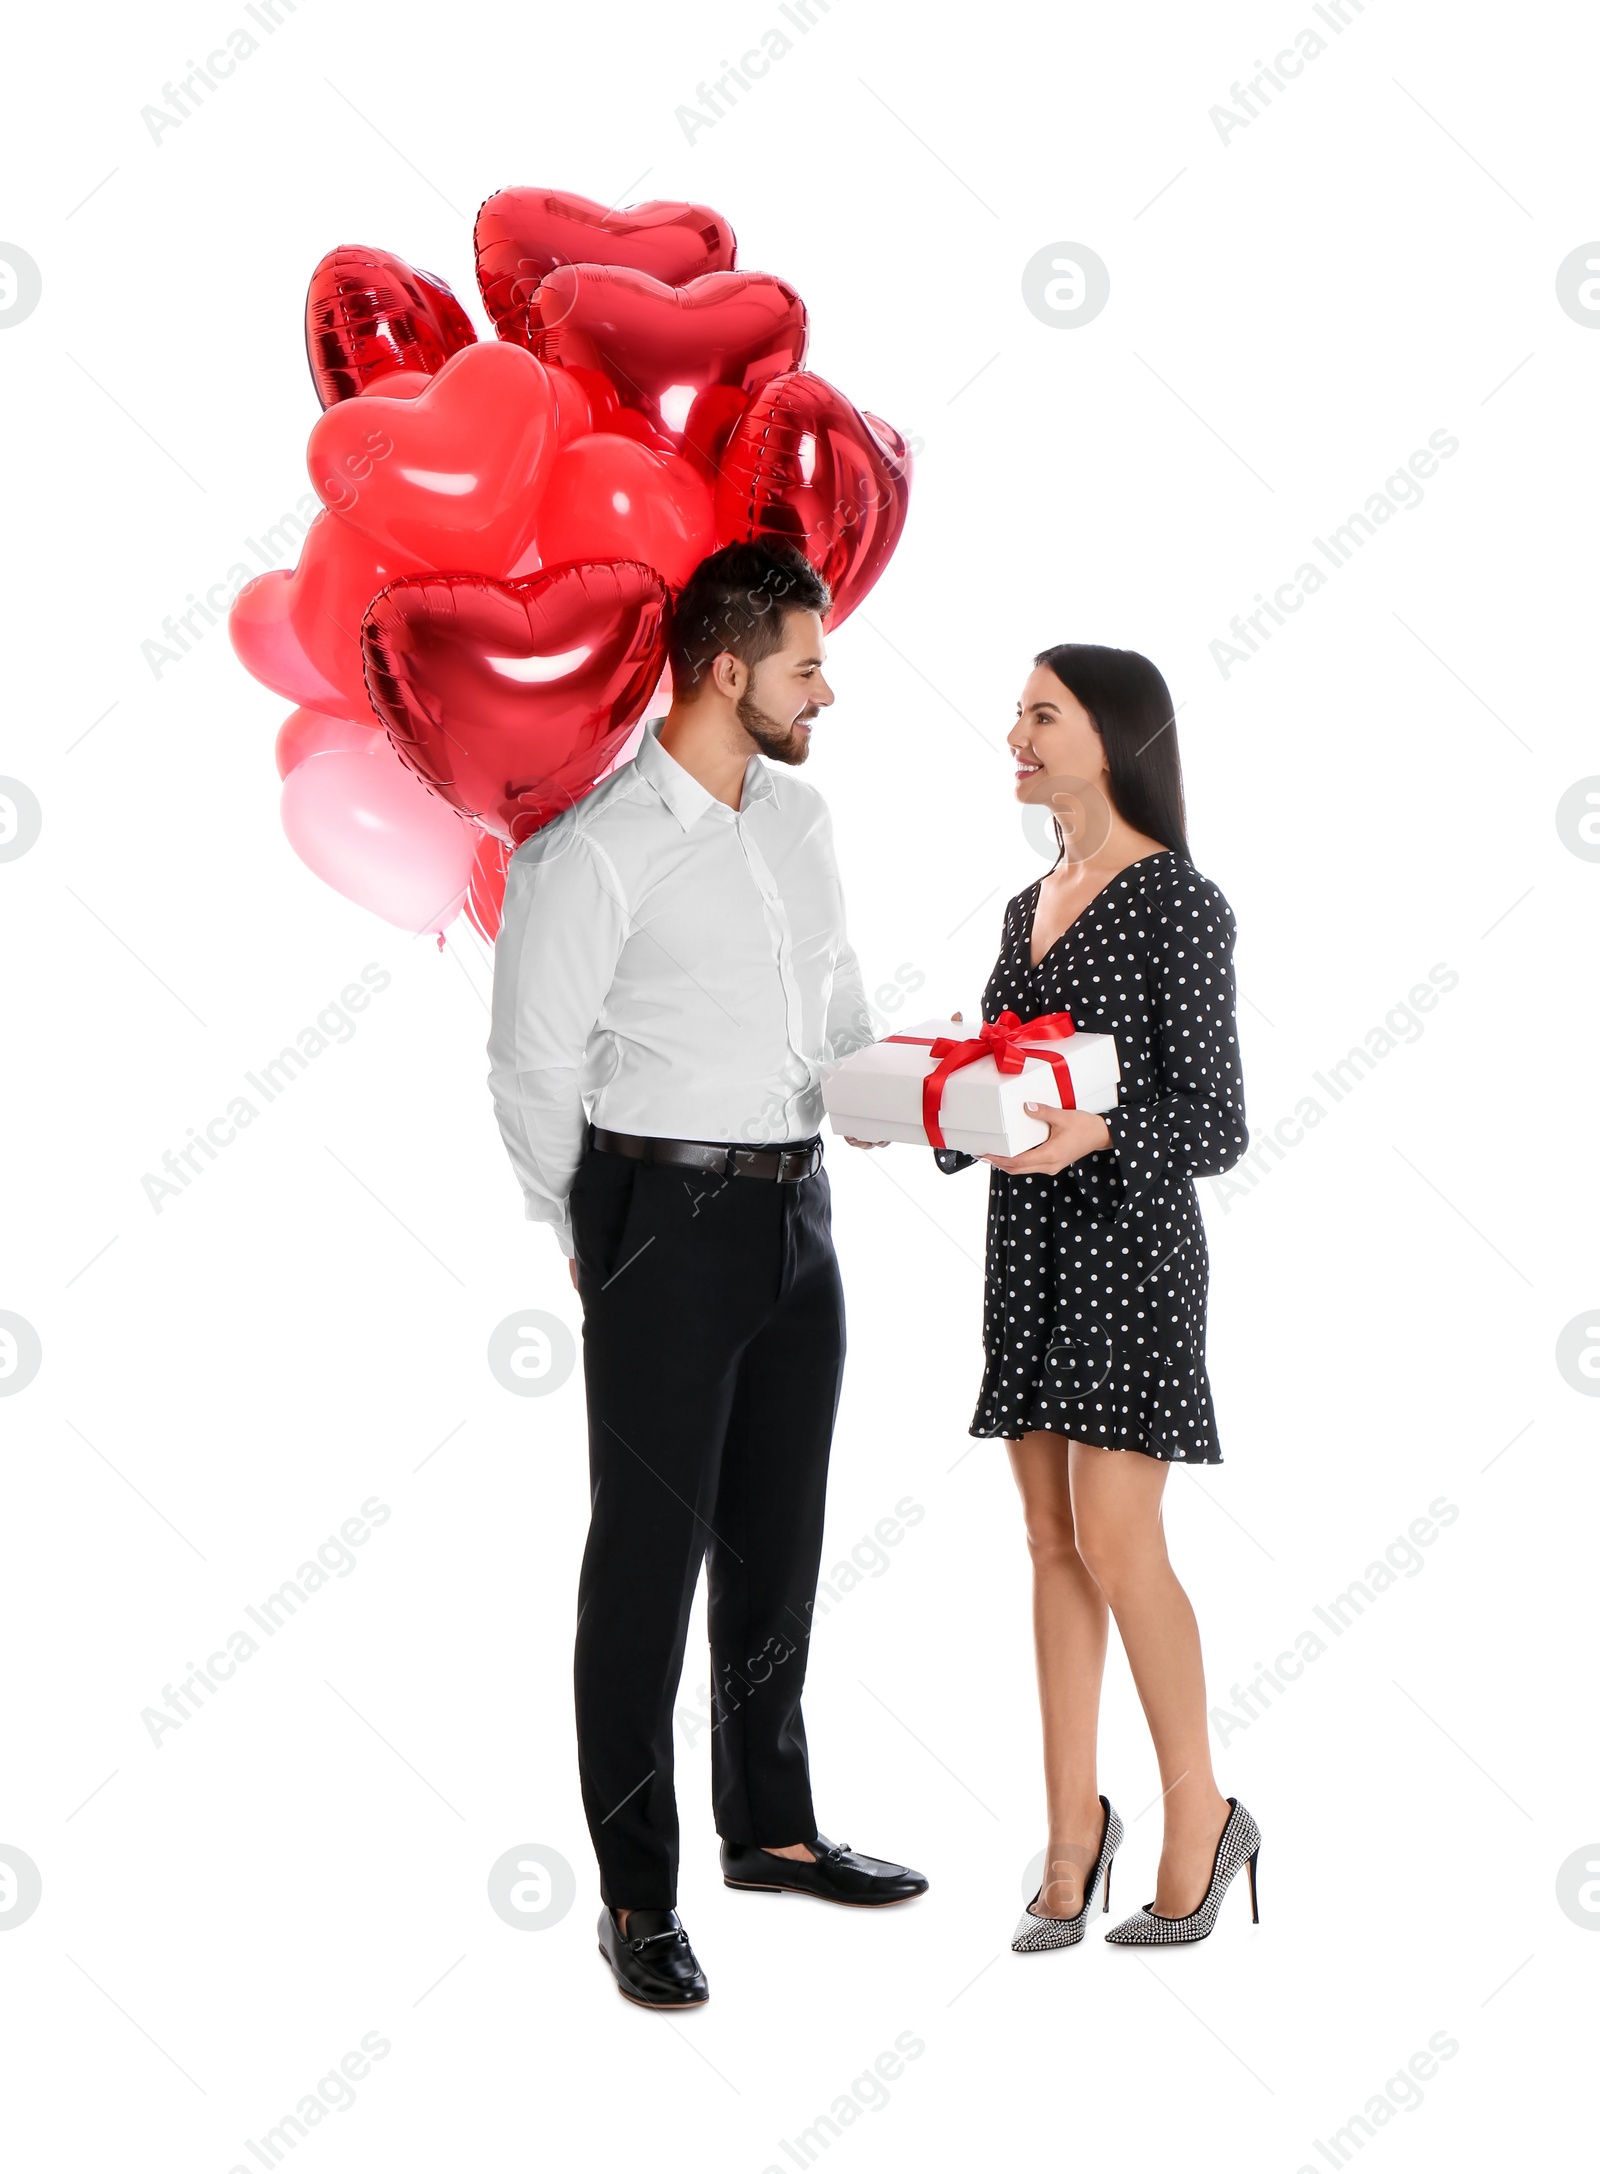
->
[[667, 542, 832, 694]]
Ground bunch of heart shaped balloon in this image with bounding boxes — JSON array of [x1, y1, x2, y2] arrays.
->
[[228, 186, 913, 944]]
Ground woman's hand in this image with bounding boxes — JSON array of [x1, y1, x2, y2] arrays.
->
[[983, 1101, 1112, 1176]]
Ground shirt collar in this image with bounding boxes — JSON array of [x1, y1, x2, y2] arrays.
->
[[634, 717, 775, 832]]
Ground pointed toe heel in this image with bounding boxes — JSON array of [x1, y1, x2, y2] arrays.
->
[[1105, 1798, 1263, 1948], [1011, 1796, 1124, 1954]]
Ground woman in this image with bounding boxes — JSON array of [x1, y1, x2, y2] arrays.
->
[[938, 643, 1261, 1951]]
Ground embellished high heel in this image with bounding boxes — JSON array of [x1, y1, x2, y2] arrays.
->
[[1011, 1796, 1124, 1953], [1104, 1797, 1261, 1947]]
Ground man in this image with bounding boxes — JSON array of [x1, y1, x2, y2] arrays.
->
[[487, 541, 927, 2009]]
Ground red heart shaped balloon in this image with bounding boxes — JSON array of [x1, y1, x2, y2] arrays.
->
[[305, 245, 477, 408], [548, 365, 595, 443], [475, 188, 736, 334], [524, 267, 807, 473], [714, 372, 913, 628], [230, 510, 424, 721], [307, 343, 560, 578], [464, 829, 512, 943], [353, 369, 431, 398], [362, 561, 671, 844], [520, 435, 715, 589], [409, 360, 590, 437]]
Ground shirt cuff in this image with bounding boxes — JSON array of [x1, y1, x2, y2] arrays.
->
[[522, 1194, 576, 1257]]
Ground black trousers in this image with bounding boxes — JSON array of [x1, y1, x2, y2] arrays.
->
[[569, 1134, 846, 1909]]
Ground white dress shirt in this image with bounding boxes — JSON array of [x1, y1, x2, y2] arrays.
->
[[487, 719, 876, 1255]]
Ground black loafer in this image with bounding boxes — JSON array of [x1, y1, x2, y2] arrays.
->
[[596, 1907, 709, 2007], [720, 1833, 928, 1907]]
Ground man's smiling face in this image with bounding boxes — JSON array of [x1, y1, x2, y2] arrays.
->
[[735, 607, 834, 766]]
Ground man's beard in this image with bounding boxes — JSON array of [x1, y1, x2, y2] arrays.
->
[[737, 689, 817, 766]]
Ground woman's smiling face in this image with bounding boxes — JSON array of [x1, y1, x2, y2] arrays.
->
[[1008, 665, 1106, 803]]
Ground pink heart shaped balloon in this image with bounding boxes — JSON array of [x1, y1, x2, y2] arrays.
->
[[232, 511, 421, 722], [280, 736, 478, 934], [274, 706, 379, 778]]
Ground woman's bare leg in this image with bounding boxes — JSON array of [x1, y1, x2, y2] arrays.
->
[[1066, 1441, 1231, 1917], [1007, 1432, 1111, 1915]]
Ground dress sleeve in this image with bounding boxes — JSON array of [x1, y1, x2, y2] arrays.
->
[[1101, 874, 1249, 1194]]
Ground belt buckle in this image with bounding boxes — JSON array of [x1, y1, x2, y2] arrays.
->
[[782, 1141, 821, 1182]]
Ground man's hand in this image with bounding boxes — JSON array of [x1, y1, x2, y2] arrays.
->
[[983, 1101, 1112, 1176], [568, 1256, 579, 1290]]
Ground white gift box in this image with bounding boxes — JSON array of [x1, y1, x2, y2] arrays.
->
[[822, 1016, 1121, 1157]]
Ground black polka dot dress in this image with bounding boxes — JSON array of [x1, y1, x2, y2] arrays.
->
[[937, 851, 1249, 1463]]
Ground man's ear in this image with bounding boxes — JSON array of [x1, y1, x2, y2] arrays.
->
[[709, 650, 745, 701]]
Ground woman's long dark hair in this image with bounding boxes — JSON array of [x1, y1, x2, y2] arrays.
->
[[1034, 643, 1190, 863]]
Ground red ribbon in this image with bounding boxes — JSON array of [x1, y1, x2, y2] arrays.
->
[[885, 1010, 1077, 1150]]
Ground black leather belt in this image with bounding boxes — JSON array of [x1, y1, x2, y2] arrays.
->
[[591, 1126, 823, 1182]]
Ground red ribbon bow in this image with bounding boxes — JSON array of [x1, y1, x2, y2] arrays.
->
[[885, 1009, 1077, 1150]]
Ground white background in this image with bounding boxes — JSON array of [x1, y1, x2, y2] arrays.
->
[[2, 0, 1595, 2167]]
